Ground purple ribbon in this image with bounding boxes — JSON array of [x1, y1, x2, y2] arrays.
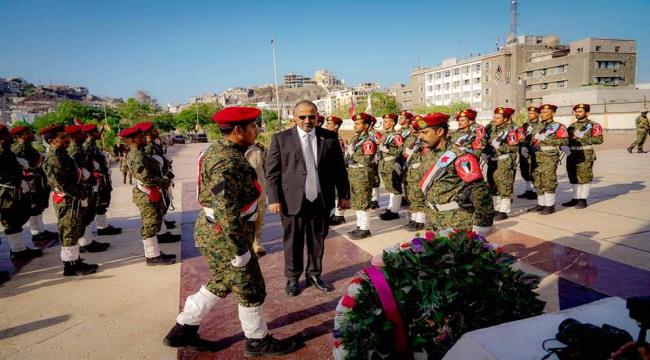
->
[[364, 266, 407, 353]]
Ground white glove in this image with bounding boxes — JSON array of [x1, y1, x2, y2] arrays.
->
[[574, 130, 585, 139], [533, 133, 545, 141], [472, 225, 492, 237], [560, 145, 571, 156], [20, 180, 30, 193], [378, 144, 389, 153], [520, 147, 529, 158], [231, 250, 251, 268], [491, 139, 501, 149], [80, 198, 89, 207]]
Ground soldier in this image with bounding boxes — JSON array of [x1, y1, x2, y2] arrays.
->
[[377, 113, 404, 221], [561, 104, 604, 209], [118, 143, 132, 184], [67, 125, 110, 253], [10, 125, 58, 243], [41, 125, 97, 276], [398, 111, 416, 150], [485, 107, 519, 221], [164, 107, 297, 356], [1, 124, 43, 261], [245, 132, 267, 255], [402, 118, 431, 231], [123, 126, 177, 265], [346, 113, 377, 240], [369, 116, 381, 210], [450, 109, 487, 156], [527, 104, 569, 215], [417, 113, 494, 235], [82, 124, 122, 236], [627, 111, 649, 153], [326, 115, 347, 225], [516, 106, 542, 200], [316, 114, 325, 128]]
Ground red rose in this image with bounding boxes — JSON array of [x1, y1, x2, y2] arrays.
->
[[341, 295, 357, 308]]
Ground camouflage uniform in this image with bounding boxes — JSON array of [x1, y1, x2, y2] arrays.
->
[[450, 124, 487, 157], [517, 119, 543, 195], [565, 118, 604, 201], [422, 143, 493, 232], [377, 130, 403, 195], [346, 132, 377, 232], [68, 141, 96, 228], [83, 138, 112, 219], [485, 123, 519, 215], [119, 148, 132, 184], [530, 119, 569, 208], [369, 131, 381, 205], [195, 139, 265, 306], [12, 142, 50, 220], [629, 114, 649, 152], [144, 141, 174, 227], [403, 145, 434, 228], [0, 144, 30, 239]]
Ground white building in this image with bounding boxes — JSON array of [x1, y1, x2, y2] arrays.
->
[[313, 97, 334, 115], [424, 57, 486, 110]]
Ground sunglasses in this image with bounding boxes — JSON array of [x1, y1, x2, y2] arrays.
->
[[298, 115, 317, 121]]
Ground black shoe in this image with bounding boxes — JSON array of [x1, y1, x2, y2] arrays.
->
[[10, 247, 43, 260], [401, 197, 409, 206], [146, 252, 176, 266], [541, 206, 555, 215], [164, 220, 177, 229], [347, 227, 360, 235], [285, 278, 299, 297], [157, 232, 181, 243], [97, 225, 122, 236], [638, 149, 648, 153], [32, 230, 58, 243], [401, 220, 416, 230], [575, 199, 588, 209], [517, 191, 538, 200], [379, 210, 400, 221], [562, 199, 579, 207], [627, 147, 634, 154], [349, 229, 371, 240], [63, 258, 98, 276], [410, 222, 425, 231], [527, 205, 544, 213], [0, 271, 10, 286], [328, 215, 345, 226], [80, 240, 110, 253], [494, 212, 508, 221], [245, 334, 298, 357], [305, 275, 334, 292], [369, 201, 380, 209], [163, 323, 217, 352]]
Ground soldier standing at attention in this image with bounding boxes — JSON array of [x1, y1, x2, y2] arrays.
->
[[164, 107, 297, 356], [325, 115, 347, 225], [82, 124, 122, 236], [245, 130, 267, 256], [41, 125, 96, 276], [417, 113, 494, 236], [450, 108, 486, 156], [561, 104, 604, 209], [369, 116, 381, 210], [627, 111, 649, 153], [516, 106, 542, 200], [10, 125, 58, 243], [119, 143, 132, 184], [527, 104, 569, 215], [485, 107, 519, 221], [377, 113, 404, 221], [67, 125, 109, 253], [402, 119, 431, 231], [123, 126, 176, 265]]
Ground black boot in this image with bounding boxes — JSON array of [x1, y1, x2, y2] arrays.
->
[[627, 147, 634, 154], [10, 247, 43, 260], [0, 271, 10, 286], [638, 149, 648, 153], [164, 220, 177, 229], [146, 252, 176, 266], [347, 227, 360, 235], [163, 323, 217, 352], [328, 215, 345, 225], [541, 206, 555, 215], [494, 212, 508, 221], [349, 229, 371, 240], [527, 205, 544, 212], [32, 231, 58, 243], [379, 210, 399, 221], [80, 240, 110, 253], [97, 225, 122, 236], [245, 335, 298, 357], [562, 199, 579, 207], [402, 220, 416, 230], [157, 232, 181, 243], [369, 200, 380, 209], [63, 258, 98, 276], [575, 199, 588, 209]]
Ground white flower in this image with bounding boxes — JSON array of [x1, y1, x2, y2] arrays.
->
[[347, 283, 363, 297], [437, 228, 454, 238], [336, 301, 351, 313], [333, 346, 348, 360]]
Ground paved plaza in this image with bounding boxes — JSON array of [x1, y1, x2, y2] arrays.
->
[[1, 132, 649, 359]]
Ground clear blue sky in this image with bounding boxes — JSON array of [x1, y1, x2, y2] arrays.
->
[[1, 0, 648, 105]]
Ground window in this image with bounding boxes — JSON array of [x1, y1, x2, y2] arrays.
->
[[435, 73, 441, 79], [540, 83, 547, 89], [474, 91, 481, 98], [435, 85, 441, 90], [615, 46, 620, 52], [577, 47, 583, 53], [474, 64, 481, 71], [526, 85, 532, 90], [453, 68, 460, 75], [475, 77, 481, 83], [540, 69, 547, 75], [557, 81, 566, 88], [444, 71, 450, 77], [595, 76, 624, 85], [463, 66, 470, 74], [485, 74, 490, 81], [444, 83, 450, 90], [464, 79, 470, 85], [484, 62, 490, 70], [526, 71, 533, 77], [427, 74, 433, 81], [453, 81, 460, 88], [595, 46, 601, 52], [427, 86, 433, 92], [485, 88, 490, 95]]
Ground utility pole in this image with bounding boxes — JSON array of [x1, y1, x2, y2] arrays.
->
[[271, 34, 282, 131]]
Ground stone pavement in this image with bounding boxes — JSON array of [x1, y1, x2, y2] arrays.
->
[[0, 132, 649, 359]]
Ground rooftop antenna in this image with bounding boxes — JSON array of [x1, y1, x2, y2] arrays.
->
[[509, 0, 518, 43]]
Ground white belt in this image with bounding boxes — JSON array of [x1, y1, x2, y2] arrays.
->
[[135, 181, 151, 194], [349, 164, 366, 168], [570, 145, 593, 150], [0, 183, 15, 189], [490, 154, 510, 161], [539, 146, 557, 151], [382, 156, 396, 161], [428, 201, 460, 212]]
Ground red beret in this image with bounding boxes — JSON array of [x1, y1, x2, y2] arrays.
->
[[119, 127, 143, 138], [317, 115, 325, 123], [134, 121, 154, 132], [65, 125, 82, 135], [418, 113, 449, 129], [352, 113, 372, 124], [212, 106, 261, 127], [400, 111, 414, 120], [540, 104, 558, 112], [456, 109, 477, 121], [573, 103, 590, 112], [81, 124, 98, 133], [39, 124, 65, 136], [10, 125, 30, 136], [382, 113, 398, 120], [326, 116, 342, 126], [370, 116, 377, 126], [527, 106, 540, 113], [494, 107, 515, 118], [410, 118, 421, 131]]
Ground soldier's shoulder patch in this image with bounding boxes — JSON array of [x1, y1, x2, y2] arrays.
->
[[393, 134, 404, 146], [556, 124, 568, 139], [454, 153, 483, 183], [591, 122, 603, 136], [362, 141, 376, 155], [506, 130, 519, 145]]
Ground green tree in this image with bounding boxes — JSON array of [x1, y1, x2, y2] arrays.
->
[[413, 100, 471, 117], [32, 101, 102, 130], [117, 98, 152, 125], [361, 92, 399, 116], [174, 102, 222, 132], [151, 113, 176, 133]]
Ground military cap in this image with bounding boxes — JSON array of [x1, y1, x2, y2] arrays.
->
[[64, 125, 82, 135], [352, 112, 372, 124], [527, 106, 540, 113], [10, 125, 30, 136], [573, 103, 590, 112], [382, 113, 398, 120], [400, 111, 414, 120], [370, 116, 378, 126], [81, 124, 98, 133], [39, 124, 65, 136], [317, 115, 325, 123], [326, 115, 342, 126], [212, 106, 261, 128], [119, 127, 143, 138], [540, 104, 558, 112], [456, 109, 477, 121], [410, 118, 421, 131], [418, 113, 449, 129], [134, 121, 155, 132], [494, 107, 515, 118]]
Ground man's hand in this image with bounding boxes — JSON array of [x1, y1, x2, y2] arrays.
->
[[338, 198, 350, 210], [560, 145, 571, 156], [268, 203, 282, 214], [611, 341, 650, 360]]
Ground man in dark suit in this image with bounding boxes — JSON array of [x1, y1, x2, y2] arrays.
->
[[267, 100, 350, 296]]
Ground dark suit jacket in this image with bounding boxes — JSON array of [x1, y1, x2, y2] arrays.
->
[[266, 126, 350, 216]]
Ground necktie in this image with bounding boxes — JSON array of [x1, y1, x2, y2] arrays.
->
[[304, 133, 318, 202]]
